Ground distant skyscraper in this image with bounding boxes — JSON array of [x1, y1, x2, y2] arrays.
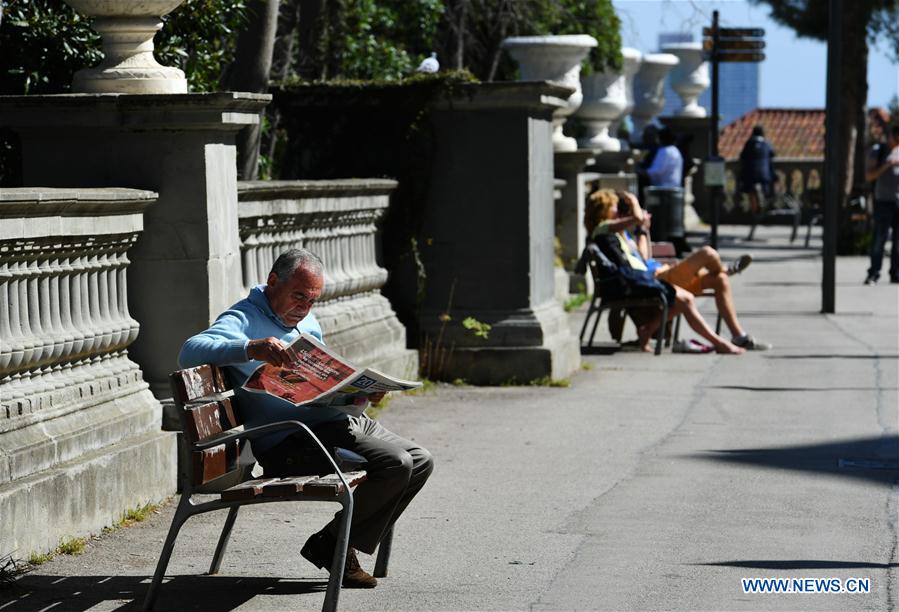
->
[[658, 32, 759, 127]]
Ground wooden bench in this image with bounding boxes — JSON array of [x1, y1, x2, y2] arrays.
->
[[143, 364, 391, 612], [578, 243, 669, 355]]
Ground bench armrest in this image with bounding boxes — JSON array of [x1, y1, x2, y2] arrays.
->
[[193, 420, 352, 492]]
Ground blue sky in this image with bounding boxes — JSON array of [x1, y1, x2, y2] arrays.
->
[[612, 0, 898, 109]]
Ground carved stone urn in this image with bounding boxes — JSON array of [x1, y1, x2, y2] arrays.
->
[[662, 42, 710, 118], [614, 47, 643, 136], [576, 47, 642, 152], [62, 0, 188, 93], [631, 52, 679, 142], [502, 35, 598, 152]]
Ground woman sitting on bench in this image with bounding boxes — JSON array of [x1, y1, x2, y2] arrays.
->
[[615, 190, 771, 351], [585, 189, 744, 354]]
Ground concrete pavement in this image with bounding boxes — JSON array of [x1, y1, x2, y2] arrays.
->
[[4, 226, 898, 611]]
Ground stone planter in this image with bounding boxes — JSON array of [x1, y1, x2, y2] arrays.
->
[[62, 0, 188, 93], [631, 52, 679, 142], [502, 35, 597, 152], [662, 42, 710, 118], [576, 47, 642, 152], [615, 47, 643, 136]]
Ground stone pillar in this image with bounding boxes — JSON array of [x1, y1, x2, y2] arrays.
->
[[417, 83, 581, 384], [237, 179, 418, 378], [659, 115, 713, 221], [0, 93, 270, 397], [554, 150, 596, 293], [0, 188, 176, 560]]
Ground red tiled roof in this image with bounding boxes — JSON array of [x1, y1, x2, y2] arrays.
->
[[719, 108, 825, 160]]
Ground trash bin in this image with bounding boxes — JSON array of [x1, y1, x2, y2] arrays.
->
[[645, 186, 685, 243]]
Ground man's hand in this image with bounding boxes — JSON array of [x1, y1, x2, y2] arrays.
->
[[353, 391, 388, 406], [246, 337, 297, 367]]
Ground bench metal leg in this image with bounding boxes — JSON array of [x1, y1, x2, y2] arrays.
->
[[715, 313, 722, 335], [654, 303, 667, 355], [790, 211, 800, 243], [143, 497, 194, 611], [208, 506, 240, 575], [373, 525, 394, 578], [322, 493, 354, 612], [578, 308, 594, 344], [588, 305, 604, 347], [747, 217, 759, 241]]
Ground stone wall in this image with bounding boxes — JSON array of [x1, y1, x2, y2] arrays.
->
[[237, 180, 418, 378], [0, 188, 176, 559]]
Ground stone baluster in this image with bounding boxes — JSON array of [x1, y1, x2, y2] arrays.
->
[[0, 189, 157, 417]]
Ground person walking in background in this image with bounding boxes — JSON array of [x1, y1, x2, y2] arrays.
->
[[864, 118, 899, 285], [738, 125, 776, 216]]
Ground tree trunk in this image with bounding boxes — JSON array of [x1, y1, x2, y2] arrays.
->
[[296, 0, 325, 80], [836, 0, 870, 252], [262, 0, 301, 178], [225, 0, 280, 180]]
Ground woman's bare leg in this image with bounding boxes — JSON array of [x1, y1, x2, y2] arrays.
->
[[701, 271, 745, 338], [636, 315, 662, 353], [672, 287, 744, 354]]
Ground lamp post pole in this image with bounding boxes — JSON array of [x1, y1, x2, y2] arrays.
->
[[822, 0, 842, 313]]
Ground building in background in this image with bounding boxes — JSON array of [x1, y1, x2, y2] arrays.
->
[[659, 32, 759, 127]]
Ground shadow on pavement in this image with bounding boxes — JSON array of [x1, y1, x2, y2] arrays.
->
[[704, 385, 897, 392], [697, 560, 899, 570], [2, 574, 326, 611], [764, 354, 898, 359], [690, 435, 899, 486]]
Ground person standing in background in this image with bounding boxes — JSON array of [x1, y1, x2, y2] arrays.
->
[[644, 126, 683, 188], [864, 114, 899, 285]]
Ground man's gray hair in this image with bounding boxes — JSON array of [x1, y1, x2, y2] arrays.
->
[[270, 248, 324, 281]]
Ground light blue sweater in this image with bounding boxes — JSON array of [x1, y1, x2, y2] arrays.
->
[[178, 285, 348, 454]]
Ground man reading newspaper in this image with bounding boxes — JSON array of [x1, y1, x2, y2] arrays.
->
[[178, 248, 433, 588]]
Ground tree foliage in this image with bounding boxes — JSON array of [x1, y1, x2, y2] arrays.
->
[[436, 0, 621, 82], [749, 0, 898, 57], [0, 0, 247, 94]]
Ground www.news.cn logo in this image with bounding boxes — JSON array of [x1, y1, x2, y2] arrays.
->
[[742, 577, 870, 594]]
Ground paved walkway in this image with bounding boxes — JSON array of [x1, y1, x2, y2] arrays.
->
[[5, 226, 898, 611]]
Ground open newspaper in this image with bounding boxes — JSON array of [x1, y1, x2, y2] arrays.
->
[[242, 332, 421, 417]]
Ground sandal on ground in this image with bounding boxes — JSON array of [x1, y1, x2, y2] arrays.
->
[[673, 339, 714, 354]]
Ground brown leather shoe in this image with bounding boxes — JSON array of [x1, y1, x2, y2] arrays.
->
[[301, 531, 377, 588], [342, 548, 378, 588]]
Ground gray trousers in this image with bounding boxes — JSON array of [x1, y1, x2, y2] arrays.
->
[[257, 415, 434, 554]]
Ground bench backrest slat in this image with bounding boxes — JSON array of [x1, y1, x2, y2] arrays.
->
[[171, 364, 231, 404], [183, 398, 240, 444], [192, 441, 241, 485], [170, 365, 246, 489], [651, 241, 677, 258]]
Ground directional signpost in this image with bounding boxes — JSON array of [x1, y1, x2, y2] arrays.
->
[[703, 11, 765, 249]]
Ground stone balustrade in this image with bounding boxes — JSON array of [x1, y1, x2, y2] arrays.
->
[[724, 158, 824, 212], [1, 189, 149, 422], [0, 188, 176, 559], [237, 180, 418, 378]]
